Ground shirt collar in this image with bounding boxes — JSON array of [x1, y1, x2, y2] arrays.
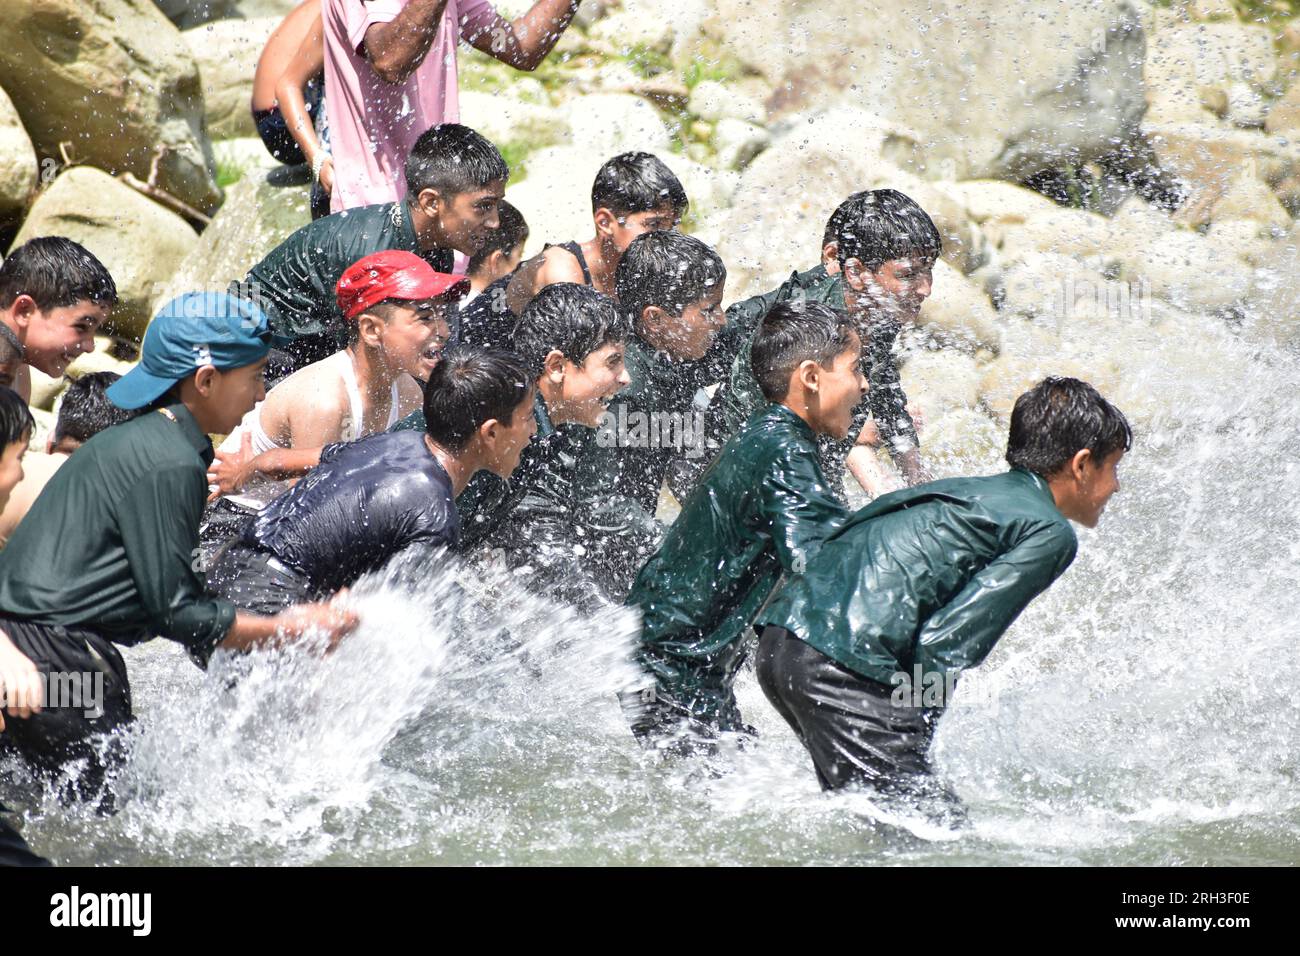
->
[[161, 402, 215, 465], [533, 390, 555, 438], [765, 401, 816, 439]]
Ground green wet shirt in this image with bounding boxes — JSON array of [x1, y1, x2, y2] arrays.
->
[[720, 265, 919, 490], [0, 404, 237, 665], [757, 468, 1078, 687], [627, 403, 848, 700], [241, 199, 454, 347]]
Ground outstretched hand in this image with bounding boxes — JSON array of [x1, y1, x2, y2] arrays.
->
[[280, 591, 359, 653], [0, 628, 43, 732], [208, 430, 255, 502]]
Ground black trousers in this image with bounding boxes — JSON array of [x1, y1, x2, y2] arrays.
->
[[206, 541, 317, 616], [756, 626, 962, 815], [0, 617, 133, 806], [0, 803, 49, 866]]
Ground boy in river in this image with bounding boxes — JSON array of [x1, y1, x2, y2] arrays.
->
[[755, 377, 1131, 817], [0, 292, 357, 802], [620, 301, 865, 752], [207, 347, 537, 614]]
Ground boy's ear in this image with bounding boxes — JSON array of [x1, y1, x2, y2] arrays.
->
[[7, 294, 38, 329], [821, 241, 840, 274], [416, 186, 444, 216], [356, 312, 385, 347], [193, 364, 219, 396], [795, 358, 820, 395], [1069, 448, 1094, 481], [637, 304, 664, 335], [542, 348, 567, 384], [841, 257, 870, 291], [593, 207, 618, 238]]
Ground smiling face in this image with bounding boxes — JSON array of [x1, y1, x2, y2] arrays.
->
[[367, 299, 453, 382], [13, 298, 109, 377], [548, 340, 630, 429], [807, 332, 868, 440]]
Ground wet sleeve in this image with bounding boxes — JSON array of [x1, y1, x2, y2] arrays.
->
[[760, 445, 850, 574], [869, 350, 918, 453], [116, 465, 237, 662], [913, 521, 1078, 678], [458, 0, 500, 41]]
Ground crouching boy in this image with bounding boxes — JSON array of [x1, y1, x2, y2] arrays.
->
[[755, 377, 1131, 815], [0, 293, 358, 801], [207, 347, 537, 613], [621, 301, 867, 752]]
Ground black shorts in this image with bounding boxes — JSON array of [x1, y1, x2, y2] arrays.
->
[[756, 625, 962, 816], [252, 81, 323, 166], [0, 617, 133, 805], [207, 540, 317, 616]]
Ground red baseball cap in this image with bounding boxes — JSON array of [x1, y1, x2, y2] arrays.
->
[[336, 250, 469, 321]]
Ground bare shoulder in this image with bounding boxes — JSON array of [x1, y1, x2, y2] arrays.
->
[[271, 358, 349, 439], [506, 246, 582, 313]]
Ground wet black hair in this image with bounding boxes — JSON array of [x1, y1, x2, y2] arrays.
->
[[591, 152, 688, 218], [423, 346, 532, 452], [467, 201, 529, 277], [0, 385, 34, 448], [511, 283, 630, 379], [828, 189, 942, 272], [406, 124, 509, 198], [0, 236, 118, 312], [615, 231, 725, 328], [53, 371, 134, 447], [751, 300, 859, 402], [1006, 376, 1132, 478]]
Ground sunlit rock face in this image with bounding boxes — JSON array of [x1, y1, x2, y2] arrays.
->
[[705, 0, 1149, 182], [0, 0, 222, 215]]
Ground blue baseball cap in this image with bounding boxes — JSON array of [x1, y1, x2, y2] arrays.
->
[[108, 291, 272, 410]]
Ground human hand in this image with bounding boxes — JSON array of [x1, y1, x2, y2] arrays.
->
[[0, 628, 43, 731], [318, 157, 334, 195], [279, 592, 359, 653], [207, 431, 255, 502]]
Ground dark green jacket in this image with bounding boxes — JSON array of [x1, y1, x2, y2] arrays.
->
[[392, 397, 607, 608], [241, 199, 454, 348], [757, 469, 1078, 687], [627, 403, 848, 705], [0, 404, 236, 666], [720, 265, 919, 492]]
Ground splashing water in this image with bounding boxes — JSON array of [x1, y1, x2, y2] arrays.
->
[[7, 323, 1300, 864]]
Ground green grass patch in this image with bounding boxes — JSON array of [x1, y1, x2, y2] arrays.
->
[[498, 140, 533, 183], [215, 159, 244, 190]]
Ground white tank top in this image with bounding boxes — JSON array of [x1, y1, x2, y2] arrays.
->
[[218, 351, 403, 509]]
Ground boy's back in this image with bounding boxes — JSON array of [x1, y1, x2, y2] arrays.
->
[[246, 429, 459, 594], [760, 469, 1078, 684]]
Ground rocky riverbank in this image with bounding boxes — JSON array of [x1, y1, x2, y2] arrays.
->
[[1, 0, 1297, 469]]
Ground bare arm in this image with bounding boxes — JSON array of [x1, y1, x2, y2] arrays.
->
[[466, 0, 581, 72], [845, 445, 904, 499], [0, 628, 43, 730], [505, 247, 585, 315], [274, 11, 331, 190], [363, 0, 453, 85], [217, 601, 358, 655]]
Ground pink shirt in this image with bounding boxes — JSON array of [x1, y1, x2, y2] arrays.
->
[[323, 0, 498, 213]]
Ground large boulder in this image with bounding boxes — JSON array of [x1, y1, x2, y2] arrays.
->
[[0, 85, 37, 224], [0, 0, 221, 216], [183, 18, 281, 142], [152, 167, 310, 317], [919, 261, 1002, 351], [11, 167, 199, 341], [704, 0, 1147, 183]]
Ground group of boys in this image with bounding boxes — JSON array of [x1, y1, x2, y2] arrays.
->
[[0, 119, 1132, 864]]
